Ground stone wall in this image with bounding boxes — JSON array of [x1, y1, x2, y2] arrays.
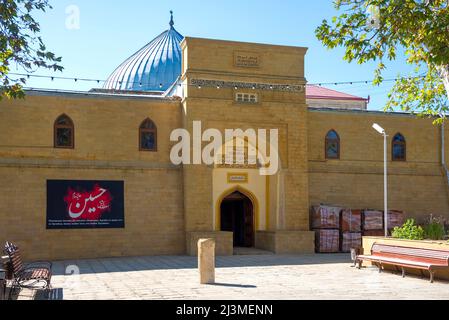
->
[[181, 38, 311, 236], [308, 109, 449, 219], [256, 231, 315, 254], [0, 166, 185, 261], [2, 37, 449, 261], [0, 93, 186, 261]]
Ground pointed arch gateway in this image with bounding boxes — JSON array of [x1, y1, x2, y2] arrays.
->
[[212, 130, 283, 240], [216, 186, 259, 248]]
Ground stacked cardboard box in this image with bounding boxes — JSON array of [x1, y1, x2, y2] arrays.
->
[[363, 210, 384, 231], [310, 206, 406, 253], [341, 209, 362, 232], [311, 205, 341, 253], [340, 209, 362, 252], [341, 232, 362, 253], [388, 210, 405, 230], [311, 205, 341, 229], [315, 229, 340, 253], [362, 210, 405, 236]]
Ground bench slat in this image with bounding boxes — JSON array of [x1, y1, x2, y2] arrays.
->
[[372, 244, 449, 263], [357, 255, 431, 270], [357, 243, 449, 283]]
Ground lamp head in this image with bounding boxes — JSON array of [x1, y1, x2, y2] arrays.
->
[[372, 123, 385, 135]]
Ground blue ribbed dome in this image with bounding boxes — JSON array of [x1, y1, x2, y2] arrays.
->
[[104, 12, 183, 92]]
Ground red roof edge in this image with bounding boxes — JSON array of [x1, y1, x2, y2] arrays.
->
[[306, 85, 369, 102]]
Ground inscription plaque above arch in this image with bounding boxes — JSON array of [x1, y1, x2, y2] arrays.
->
[[234, 51, 261, 68]]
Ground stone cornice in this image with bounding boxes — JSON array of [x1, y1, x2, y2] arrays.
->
[[0, 157, 180, 171], [189, 78, 305, 92]]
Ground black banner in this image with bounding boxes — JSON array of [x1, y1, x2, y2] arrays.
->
[[0, 300, 432, 318], [46, 180, 125, 229]]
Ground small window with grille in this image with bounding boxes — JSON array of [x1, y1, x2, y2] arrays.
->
[[236, 93, 258, 104]]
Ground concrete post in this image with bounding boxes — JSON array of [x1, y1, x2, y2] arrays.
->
[[198, 238, 215, 284]]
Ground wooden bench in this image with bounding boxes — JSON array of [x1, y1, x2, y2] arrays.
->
[[356, 243, 449, 283], [3, 242, 52, 298]]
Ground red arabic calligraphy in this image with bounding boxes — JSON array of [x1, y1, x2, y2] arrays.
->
[[64, 185, 112, 221]]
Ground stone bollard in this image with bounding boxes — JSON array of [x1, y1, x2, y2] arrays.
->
[[198, 238, 215, 284]]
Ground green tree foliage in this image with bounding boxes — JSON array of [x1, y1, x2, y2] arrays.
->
[[392, 219, 425, 240], [0, 0, 63, 100], [316, 0, 449, 122]]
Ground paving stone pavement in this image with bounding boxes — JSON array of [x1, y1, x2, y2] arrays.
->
[[13, 254, 449, 300]]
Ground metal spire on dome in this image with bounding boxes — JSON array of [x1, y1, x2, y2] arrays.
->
[[169, 10, 174, 28], [103, 10, 184, 92]]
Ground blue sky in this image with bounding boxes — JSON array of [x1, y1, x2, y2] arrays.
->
[[18, 0, 414, 110]]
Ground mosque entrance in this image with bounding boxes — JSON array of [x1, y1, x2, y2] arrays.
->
[[220, 191, 254, 248]]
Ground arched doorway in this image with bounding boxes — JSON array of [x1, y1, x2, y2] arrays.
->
[[220, 191, 254, 247]]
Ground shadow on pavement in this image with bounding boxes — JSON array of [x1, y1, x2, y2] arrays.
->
[[50, 253, 352, 276], [3, 287, 63, 301], [207, 283, 257, 289]]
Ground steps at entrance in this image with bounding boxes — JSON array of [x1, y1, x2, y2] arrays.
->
[[233, 247, 274, 256]]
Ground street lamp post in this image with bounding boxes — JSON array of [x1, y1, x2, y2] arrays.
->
[[372, 123, 388, 237]]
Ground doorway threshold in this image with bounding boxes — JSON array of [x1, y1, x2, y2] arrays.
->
[[233, 247, 274, 256]]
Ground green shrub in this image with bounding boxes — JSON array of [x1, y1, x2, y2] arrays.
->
[[392, 219, 425, 240], [423, 215, 446, 240]]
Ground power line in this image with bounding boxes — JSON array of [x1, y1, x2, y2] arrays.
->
[[9, 73, 104, 84], [6, 72, 426, 89]]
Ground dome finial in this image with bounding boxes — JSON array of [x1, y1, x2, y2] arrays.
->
[[169, 10, 174, 28]]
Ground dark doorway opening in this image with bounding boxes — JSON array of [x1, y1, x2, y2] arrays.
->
[[220, 191, 254, 247]]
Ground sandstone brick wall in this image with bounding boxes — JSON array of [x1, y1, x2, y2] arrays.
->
[[2, 37, 448, 262], [0, 93, 186, 261], [0, 93, 181, 162], [0, 166, 185, 261], [308, 109, 449, 219], [182, 37, 310, 233]]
